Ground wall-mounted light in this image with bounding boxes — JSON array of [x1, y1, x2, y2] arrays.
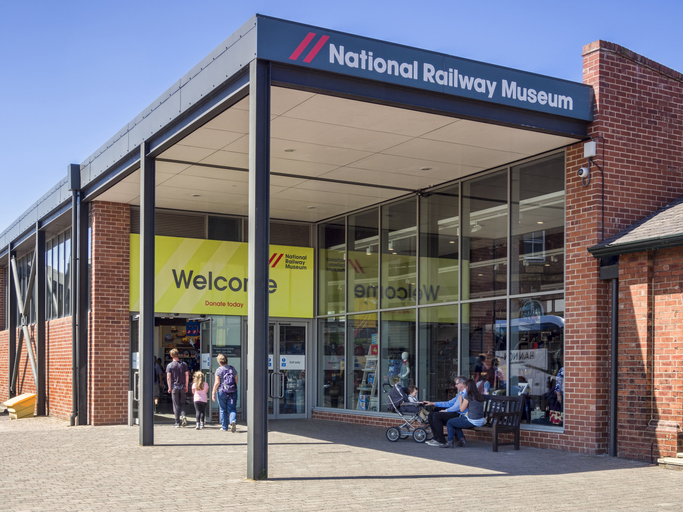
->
[[388, 240, 394, 251], [366, 246, 372, 256], [471, 222, 482, 233]]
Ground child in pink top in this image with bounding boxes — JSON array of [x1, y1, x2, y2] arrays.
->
[[192, 371, 209, 429]]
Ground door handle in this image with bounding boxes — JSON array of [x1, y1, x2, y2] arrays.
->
[[134, 371, 140, 401], [278, 372, 285, 399]]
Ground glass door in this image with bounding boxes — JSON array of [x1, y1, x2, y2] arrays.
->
[[200, 318, 213, 424], [268, 322, 307, 419], [129, 315, 139, 425]]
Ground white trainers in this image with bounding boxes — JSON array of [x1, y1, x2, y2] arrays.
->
[[231, 421, 236, 433], [425, 439, 441, 446], [195, 424, 200, 430], [181, 416, 187, 427]]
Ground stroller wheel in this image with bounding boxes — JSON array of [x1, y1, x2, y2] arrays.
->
[[413, 428, 428, 443], [386, 427, 401, 442]]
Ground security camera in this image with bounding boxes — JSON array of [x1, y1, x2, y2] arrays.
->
[[578, 166, 591, 187]]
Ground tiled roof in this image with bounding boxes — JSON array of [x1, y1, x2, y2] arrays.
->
[[588, 195, 683, 257]]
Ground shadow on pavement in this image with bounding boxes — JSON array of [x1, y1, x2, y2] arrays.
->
[[266, 418, 652, 477]]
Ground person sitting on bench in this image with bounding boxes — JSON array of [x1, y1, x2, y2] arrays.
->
[[423, 376, 467, 447], [441, 378, 486, 448]]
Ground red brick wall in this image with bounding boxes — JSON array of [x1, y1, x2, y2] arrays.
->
[[89, 201, 130, 426], [0, 330, 8, 401], [562, 41, 683, 460], [46, 317, 74, 420], [615, 249, 683, 459]]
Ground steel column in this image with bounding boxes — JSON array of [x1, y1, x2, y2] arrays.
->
[[35, 226, 46, 415], [77, 197, 88, 425], [247, 59, 271, 481], [7, 247, 16, 398], [69, 163, 89, 426], [139, 142, 155, 446]]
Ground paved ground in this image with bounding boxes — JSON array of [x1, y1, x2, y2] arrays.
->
[[1, 412, 683, 511]]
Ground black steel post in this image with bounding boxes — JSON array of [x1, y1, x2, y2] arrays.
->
[[247, 58, 271, 481], [7, 246, 16, 398], [610, 277, 618, 456], [77, 197, 88, 425], [139, 142, 155, 446], [35, 225, 46, 415], [70, 162, 89, 426]]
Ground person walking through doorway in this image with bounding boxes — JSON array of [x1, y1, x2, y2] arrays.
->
[[166, 348, 189, 427], [212, 354, 238, 432], [192, 371, 209, 430]]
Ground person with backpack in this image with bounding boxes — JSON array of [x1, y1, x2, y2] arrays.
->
[[212, 354, 238, 432]]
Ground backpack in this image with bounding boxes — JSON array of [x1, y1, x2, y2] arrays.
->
[[219, 365, 237, 394]]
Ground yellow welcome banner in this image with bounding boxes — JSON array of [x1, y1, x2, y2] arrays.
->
[[130, 234, 313, 318]]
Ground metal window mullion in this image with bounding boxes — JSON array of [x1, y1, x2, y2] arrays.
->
[[377, 206, 382, 397], [344, 214, 349, 410], [506, 165, 512, 396], [457, 180, 463, 376], [414, 193, 420, 388]]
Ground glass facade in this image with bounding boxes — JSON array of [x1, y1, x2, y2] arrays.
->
[[316, 152, 566, 429], [46, 229, 72, 320]]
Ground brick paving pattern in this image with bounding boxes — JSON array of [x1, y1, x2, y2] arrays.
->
[[1, 414, 683, 511]]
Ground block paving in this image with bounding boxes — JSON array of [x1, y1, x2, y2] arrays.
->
[[1, 414, 683, 511]]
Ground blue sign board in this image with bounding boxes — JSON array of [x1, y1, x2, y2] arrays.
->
[[256, 16, 593, 122]]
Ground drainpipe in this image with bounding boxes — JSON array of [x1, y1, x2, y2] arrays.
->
[[598, 260, 619, 455], [68, 164, 80, 426], [610, 276, 618, 456]]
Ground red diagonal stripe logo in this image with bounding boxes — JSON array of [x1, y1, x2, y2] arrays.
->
[[354, 259, 365, 274], [271, 253, 284, 268], [289, 32, 316, 60], [348, 259, 359, 273], [303, 35, 329, 63], [269, 253, 277, 265]]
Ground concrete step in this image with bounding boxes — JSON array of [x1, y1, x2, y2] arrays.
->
[[657, 457, 683, 470], [677, 453, 683, 459]]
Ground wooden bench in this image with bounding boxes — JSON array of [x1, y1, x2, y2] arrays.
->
[[472, 394, 525, 452]]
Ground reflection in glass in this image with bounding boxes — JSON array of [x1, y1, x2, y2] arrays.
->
[[64, 229, 71, 317], [212, 316, 242, 408], [420, 184, 459, 304], [418, 305, 458, 402], [318, 219, 346, 315], [279, 325, 306, 415], [461, 300, 507, 394], [347, 313, 378, 411], [511, 154, 565, 295], [348, 210, 379, 312], [462, 170, 507, 299], [381, 199, 416, 309], [318, 317, 345, 409], [509, 295, 564, 426], [379, 309, 416, 412]]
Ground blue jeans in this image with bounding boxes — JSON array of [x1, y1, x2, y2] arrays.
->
[[446, 415, 475, 442], [217, 390, 237, 429]]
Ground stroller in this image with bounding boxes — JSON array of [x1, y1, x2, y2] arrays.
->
[[383, 383, 432, 443]]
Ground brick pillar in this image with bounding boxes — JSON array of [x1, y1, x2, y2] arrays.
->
[[89, 201, 130, 425], [567, 41, 683, 459]]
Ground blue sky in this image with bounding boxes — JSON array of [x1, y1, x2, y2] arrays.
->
[[1, 0, 682, 230]]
